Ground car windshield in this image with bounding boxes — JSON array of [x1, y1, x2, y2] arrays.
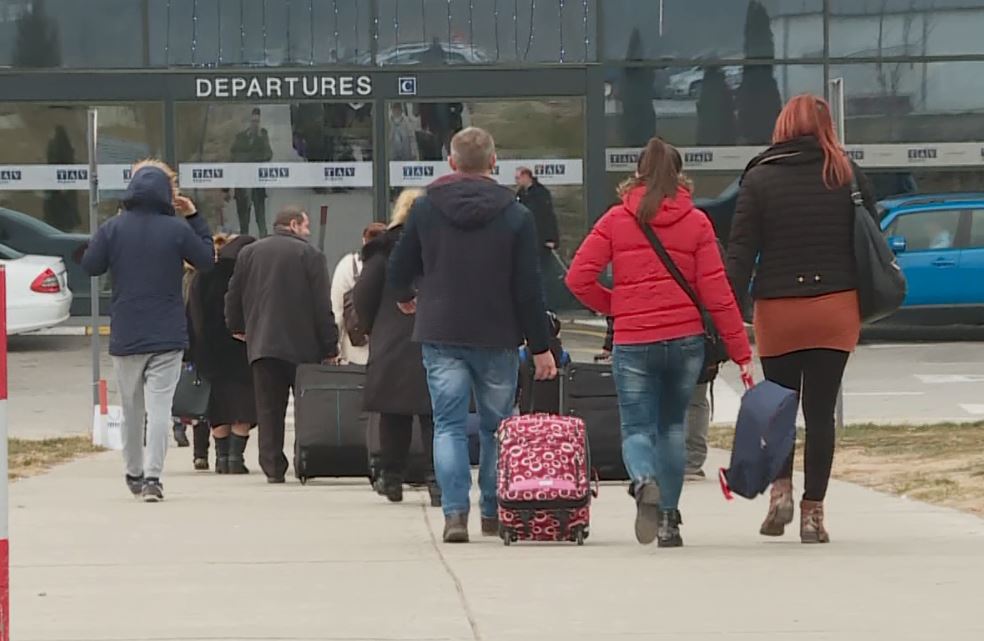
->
[[0, 207, 62, 236], [0, 241, 25, 260]]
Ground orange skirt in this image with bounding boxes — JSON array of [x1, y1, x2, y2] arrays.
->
[[753, 290, 861, 358]]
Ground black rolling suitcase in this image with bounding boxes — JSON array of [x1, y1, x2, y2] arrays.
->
[[293, 363, 370, 484], [566, 362, 628, 481]]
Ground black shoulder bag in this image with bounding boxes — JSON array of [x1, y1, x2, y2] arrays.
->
[[849, 170, 907, 322], [636, 220, 729, 384]]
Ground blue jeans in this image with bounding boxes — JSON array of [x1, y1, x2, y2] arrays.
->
[[612, 336, 705, 511], [422, 344, 519, 519]]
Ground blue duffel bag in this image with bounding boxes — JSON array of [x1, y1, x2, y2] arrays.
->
[[719, 379, 798, 500]]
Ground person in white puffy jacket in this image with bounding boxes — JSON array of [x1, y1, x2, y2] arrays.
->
[[331, 222, 387, 365]]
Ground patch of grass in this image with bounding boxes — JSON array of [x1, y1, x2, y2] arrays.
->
[[709, 423, 984, 515], [8, 437, 105, 480]]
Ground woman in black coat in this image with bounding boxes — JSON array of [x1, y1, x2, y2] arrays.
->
[[353, 188, 439, 505], [188, 235, 258, 474]]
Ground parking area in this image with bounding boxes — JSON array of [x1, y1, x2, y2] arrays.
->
[[6, 330, 983, 440]]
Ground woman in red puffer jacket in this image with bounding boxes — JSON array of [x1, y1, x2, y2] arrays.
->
[[566, 137, 752, 548]]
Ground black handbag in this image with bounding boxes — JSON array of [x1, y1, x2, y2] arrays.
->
[[172, 362, 211, 420], [850, 171, 907, 322], [636, 220, 729, 384]]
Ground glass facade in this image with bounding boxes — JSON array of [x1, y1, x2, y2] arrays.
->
[[3, 0, 984, 254]]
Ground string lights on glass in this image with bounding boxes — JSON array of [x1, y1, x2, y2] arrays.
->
[[332, 0, 340, 62], [309, 0, 315, 65], [469, 0, 475, 59], [524, 0, 537, 61], [191, 0, 198, 65], [493, 0, 501, 61], [217, 0, 223, 66], [262, 0, 268, 63], [239, 0, 246, 63], [164, 0, 171, 64], [558, 0, 565, 62], [582, 0, 590, 62]]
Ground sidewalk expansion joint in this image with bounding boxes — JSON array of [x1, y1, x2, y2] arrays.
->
[[420, 498, 483, 641]]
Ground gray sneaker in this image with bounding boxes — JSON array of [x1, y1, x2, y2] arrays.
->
[[141, 478, 164, 503], [125, 474, 144, 498]]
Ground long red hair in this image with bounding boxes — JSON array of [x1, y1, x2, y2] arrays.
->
[[772, 94, 850, 189]]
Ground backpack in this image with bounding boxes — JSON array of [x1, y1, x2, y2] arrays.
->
[[719, 380, 798, 500], [341, 253, 369, 348]]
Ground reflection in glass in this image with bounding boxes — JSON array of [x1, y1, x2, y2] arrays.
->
[[376, 0, 594, 64], [174, 101, 374, 270], [602, 0, 823, 61], [832, 62, 984, 144], [0, 103, 164, 231]]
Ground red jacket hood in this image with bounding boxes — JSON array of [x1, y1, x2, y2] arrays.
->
[[621, 184, 695, 227]]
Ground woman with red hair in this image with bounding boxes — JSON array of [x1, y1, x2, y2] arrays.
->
[[727, 94, 878, 544]]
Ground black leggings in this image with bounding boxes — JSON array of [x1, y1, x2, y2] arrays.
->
[[761, 349, 850, 502], [379, 413, 434, 479]]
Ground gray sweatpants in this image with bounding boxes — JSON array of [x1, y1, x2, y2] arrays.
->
[[685, 382, 711, 475], [113, 351, 184, 480]]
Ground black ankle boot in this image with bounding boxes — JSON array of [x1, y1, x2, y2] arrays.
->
[[227, 434, 250, 475], [657, 510, 684, 548], [382, 472, 403, 503], [427, 481, 442, 508], [214, 436, 230, 474]]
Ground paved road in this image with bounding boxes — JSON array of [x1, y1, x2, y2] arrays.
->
[[11, 442, 984, 641], [562, 327, 984, 425], [6, 332, 984, 440]]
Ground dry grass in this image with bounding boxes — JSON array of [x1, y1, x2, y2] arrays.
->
[[709, 423, 984, 516], [8, 437, 105, 481]]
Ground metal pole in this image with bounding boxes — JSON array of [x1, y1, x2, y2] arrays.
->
[[0, 266, 9, 641], [828, 78, 846, 431], [88, 109, 101, 407], [318, 205, 328, 254]]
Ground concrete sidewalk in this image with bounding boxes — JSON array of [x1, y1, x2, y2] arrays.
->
[[11, 444, 984, 641]]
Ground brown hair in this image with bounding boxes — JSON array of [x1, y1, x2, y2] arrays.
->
[[363, 222, 387, 242], [274, 206, 307, 230], [617, 138, 684, 224]]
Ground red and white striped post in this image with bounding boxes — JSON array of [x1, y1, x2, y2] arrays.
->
[[0, 265, 9, 640]]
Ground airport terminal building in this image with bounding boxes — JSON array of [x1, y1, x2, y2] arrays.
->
[[2, 0, 984, 282]]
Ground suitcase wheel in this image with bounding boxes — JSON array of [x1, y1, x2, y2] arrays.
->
[[299, 477, 308, 486], [500, 526, 514, 546], [575, 529, 586, 546]]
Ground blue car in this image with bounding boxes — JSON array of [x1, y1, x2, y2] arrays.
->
[[879, 193, 984, 325]]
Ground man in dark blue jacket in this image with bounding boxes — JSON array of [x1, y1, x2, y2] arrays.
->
[[388, 127, 557, 543], [82, 163, 214, 502]]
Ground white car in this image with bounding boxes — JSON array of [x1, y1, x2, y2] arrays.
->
[[0, 243, 73, 335]]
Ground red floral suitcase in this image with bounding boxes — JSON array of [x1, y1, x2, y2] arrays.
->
[[496, 413, 596, 545]]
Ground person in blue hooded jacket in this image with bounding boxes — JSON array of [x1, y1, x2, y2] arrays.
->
[[82, 160, 215, 502]]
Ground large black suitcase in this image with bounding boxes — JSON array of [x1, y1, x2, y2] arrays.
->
[[293, 363, 370, 483], [566, 362, 628, 481]]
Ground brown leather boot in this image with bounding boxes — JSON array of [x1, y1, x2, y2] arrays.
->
[[800, 500, 830, 544], [759, 479, 794, 536]]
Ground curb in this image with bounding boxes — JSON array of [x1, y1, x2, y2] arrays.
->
[[28, 326, 110, 337]]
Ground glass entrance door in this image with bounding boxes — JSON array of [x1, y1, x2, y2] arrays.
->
[[174, 100, 375, 273], [385, 98, 585, 310]]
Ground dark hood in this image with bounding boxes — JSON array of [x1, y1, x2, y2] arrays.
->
[[742, 136, 825, 180], [362, 225, 402, 261], [218, 234, 256, 264], [426, 174, 516, 230], [122, 166, 176, 216]]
